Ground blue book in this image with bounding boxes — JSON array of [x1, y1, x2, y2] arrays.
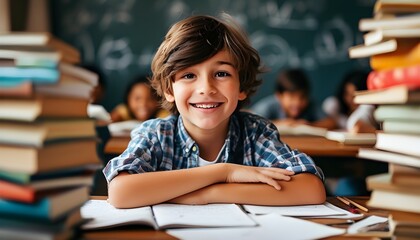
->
[[0, 186, 89, 221], [0, 67, 59, 86]]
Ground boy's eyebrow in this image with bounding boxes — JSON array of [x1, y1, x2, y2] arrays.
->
[[217, 60, 234, 67]]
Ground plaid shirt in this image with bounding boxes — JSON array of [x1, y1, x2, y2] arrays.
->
[[103, 112, 323, 182]]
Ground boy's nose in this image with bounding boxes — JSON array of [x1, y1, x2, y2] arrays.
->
[[197, 76, 217, 95]]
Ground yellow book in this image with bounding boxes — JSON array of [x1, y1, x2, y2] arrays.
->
[[370, 39, 420, 70]]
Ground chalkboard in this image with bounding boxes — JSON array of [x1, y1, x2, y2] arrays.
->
[[50, 0, 374, 111]]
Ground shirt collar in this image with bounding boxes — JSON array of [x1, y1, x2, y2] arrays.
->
[[175, 113, 241, 158]]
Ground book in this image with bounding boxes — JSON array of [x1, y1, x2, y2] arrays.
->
[[87, 104, 111, 121], [0, 81, 33, 98], [81, 200, 256, 230], [274, 124, 327, 137], [367, 64, 420, 90], [35, 75, 95, 99], [0, 164, 100, 185], [0, 32, 80, 64], [374, 105, 420, 121], [358, 148, 420, 168], [108, 120, 142, 137], [0, 48, 61, 68], [367, 174, 420, 214], [0, 174, 93, 203], [389, 163, 420, 187], [0, 207, 83, 233], [366, 173, 420, 194], [363, 28, 420, 46], [0, 139, 99, 174], [370, 39, 420, 70], [0, 186, 89, 221], [354, 85, 420, 105], [0, 118, 96, 147], [374, 0, 420, 14], [375, 132, 420, 157], [348, 39, 397, 58], [325, 131, 376, 145], [0, 66, 60, 86], [0, 95, 89, 121], [389, 210, 420, 237], [0, 227, 74, 240], [359, 13, 420, 31], [382, 120, 420, 134]]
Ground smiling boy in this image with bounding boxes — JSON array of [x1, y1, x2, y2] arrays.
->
[[104, 14, 325, 208]]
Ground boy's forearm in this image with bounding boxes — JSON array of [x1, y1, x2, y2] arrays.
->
[[108, 164, 227, 208], [170, 173, 325, 206]]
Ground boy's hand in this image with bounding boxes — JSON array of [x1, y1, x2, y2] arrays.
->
[[224, 164, 295, 190]]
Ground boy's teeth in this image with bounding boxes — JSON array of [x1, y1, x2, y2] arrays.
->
[[194, 103, 219, 109]]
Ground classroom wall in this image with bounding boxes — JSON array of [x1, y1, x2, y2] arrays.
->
[[50, 0, 374, 111]]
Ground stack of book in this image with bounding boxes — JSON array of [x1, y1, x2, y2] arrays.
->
[[349, 1, 420, 238], [0, 32, 101, 239]]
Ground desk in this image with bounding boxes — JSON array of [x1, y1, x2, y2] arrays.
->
[[81, 196, 389, 240], [104, 135, 369, 157]]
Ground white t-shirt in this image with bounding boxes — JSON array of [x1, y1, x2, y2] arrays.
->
[[322, 96, 376, 130], [198, 142, 227, 167]]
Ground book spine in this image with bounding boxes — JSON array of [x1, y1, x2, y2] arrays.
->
[[0, 197, 51, 220], [0, 180, 35, 203], [370, 39, 420, 70], [367, 64, 420, 90], [0, 67, 60, 86]]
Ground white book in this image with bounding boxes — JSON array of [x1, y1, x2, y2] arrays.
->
[[326, 131, 376, 145], [359, 13, 420, 31], [81, 200, 256, 230], [275, 124, 327, 137], [358, 148, 420, 168], [108, 120, 142, 137], [364, 28, 420, 46], [348, 39, 397, 58], [376, 132, 420, 157]]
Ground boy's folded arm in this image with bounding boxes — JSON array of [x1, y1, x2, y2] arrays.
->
[[107, 164, 228, 208], [169, 173, 326, 206]]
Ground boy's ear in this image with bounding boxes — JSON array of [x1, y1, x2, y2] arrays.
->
[[164, 92, 175, 102], [238, 91, 247, 101]]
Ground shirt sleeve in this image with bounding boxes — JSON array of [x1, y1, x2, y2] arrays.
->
[[253, 122, 324, 180], [102, 125, 163, 183]]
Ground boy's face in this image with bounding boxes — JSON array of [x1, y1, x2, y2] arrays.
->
[[128, 83, 159, 121], [276, 91, 309, 119], [164, 49, 247, 133]]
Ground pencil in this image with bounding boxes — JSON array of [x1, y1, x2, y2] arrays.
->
[[343, 197, 369, 212], [336, 196, 369, 212]]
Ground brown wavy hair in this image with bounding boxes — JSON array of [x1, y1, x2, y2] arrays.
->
[[150, 13, 263, 114]]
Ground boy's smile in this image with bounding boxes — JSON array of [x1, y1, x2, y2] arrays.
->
[[165, 49, 247, 134]]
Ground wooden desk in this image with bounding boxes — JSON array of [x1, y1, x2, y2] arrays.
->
[[104, 135, 369, 157], [81, 196, 389, 240]]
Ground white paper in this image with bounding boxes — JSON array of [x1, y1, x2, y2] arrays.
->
[[81, 200, 156, 229], [347, 215, 388, 234], [304, 202, 364, 219], [153, 203, 256, 228], [167, 213, 346, 240], [243, 202, 349, 217]]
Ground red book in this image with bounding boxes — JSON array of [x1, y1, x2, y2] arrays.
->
[[367, 64, 420, 90]]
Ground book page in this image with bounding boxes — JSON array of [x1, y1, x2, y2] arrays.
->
[[167, 213, 346, 240], [152, 203, 256, 229], [81, 200, 156, 230], [243, 202, 354, 217]]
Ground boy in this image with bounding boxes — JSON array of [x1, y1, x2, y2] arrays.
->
[[104, 14, 325, 208], [252, 68, 335, 129]]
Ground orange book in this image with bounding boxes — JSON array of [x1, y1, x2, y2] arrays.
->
[[370, 39, 420, 70]]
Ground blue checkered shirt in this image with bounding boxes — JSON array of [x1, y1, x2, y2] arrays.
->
[[103, 111, 323, 182]]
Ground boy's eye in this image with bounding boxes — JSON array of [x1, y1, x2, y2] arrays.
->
[[215, 72, 231, 78], [182, 73, 195, 79]]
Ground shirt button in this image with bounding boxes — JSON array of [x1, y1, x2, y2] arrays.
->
[[185, 148, 189, 153], [192, 146, 197, 152]]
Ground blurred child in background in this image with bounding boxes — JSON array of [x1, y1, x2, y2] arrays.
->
[[110, 75, 169, 122], [251, 68, 335, 129], [322, 70, 378, 133]]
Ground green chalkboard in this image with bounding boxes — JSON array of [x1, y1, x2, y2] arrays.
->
[[50, 0, 374, 111]]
